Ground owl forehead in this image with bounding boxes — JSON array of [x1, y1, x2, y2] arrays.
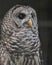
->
[[12, 6, 35, 15]]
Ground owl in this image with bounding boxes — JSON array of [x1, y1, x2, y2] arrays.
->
[[0, 5, 43, 65]]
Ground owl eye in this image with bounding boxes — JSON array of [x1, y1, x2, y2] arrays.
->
[[18, 13, 26, 19], [31, 12, 35, 19]]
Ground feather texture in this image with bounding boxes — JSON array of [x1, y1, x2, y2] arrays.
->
[[0, 5, 43, 65]]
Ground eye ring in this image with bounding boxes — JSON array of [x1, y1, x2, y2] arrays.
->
[[17, 13, 26, 19]]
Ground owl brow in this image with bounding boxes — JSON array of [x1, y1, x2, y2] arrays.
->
[[18, 7, 26, 13], [12, 5, 21, 13]]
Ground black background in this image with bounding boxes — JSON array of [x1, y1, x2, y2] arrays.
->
[[0, 0, 52, 65]]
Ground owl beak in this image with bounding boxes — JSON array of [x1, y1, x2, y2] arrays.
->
[[28, 19, 32, 27]]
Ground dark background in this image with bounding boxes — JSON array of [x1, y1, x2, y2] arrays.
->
[[0, 0, 52, 65]]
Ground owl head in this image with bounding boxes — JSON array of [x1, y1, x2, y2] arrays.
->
[[11, 5, 37, 27], [1, 5, 38, 39]]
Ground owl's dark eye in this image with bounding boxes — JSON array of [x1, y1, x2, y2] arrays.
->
[[31, 12, 35, 19], [18, 13, 26, 19]]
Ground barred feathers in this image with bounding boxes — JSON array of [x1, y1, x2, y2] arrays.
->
[[0, 5, 43, 65]]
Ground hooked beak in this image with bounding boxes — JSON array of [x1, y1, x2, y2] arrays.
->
[[27, 19, 32, 27]]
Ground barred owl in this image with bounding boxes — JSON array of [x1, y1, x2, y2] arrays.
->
[[0, 5, 43, 65]]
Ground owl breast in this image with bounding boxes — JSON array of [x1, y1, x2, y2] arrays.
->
[[6, 27, 39, 55], [17, 28, 35, 46]]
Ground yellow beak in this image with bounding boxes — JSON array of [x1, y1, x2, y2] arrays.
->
[[28, 19, 32, 27]]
